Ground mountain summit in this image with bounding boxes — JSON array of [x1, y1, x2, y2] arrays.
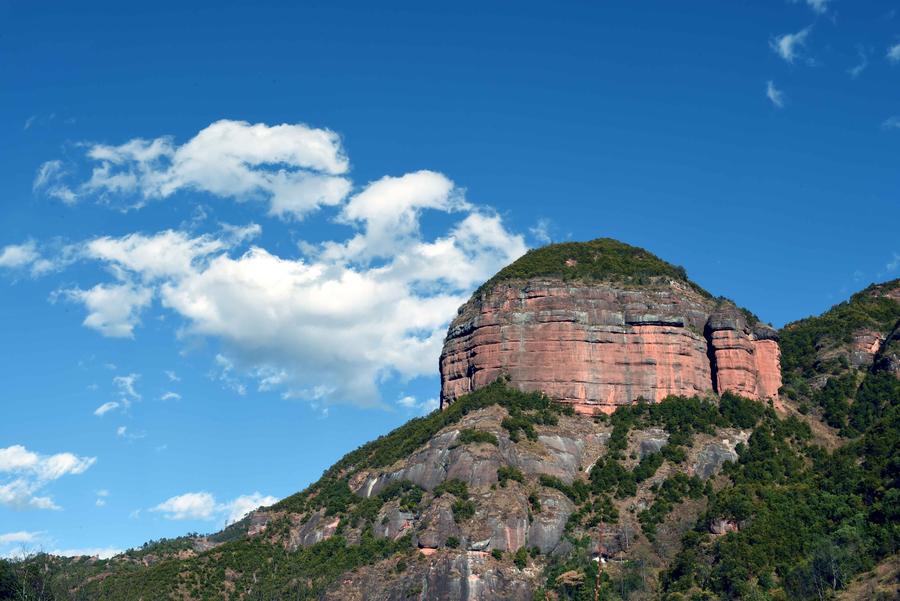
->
[[442, 239, 781, 413]]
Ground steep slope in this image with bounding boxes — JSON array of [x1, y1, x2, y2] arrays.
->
[[441, 239, 781, 414]]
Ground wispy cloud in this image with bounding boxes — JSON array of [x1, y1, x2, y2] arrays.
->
[[887, 252, 900, 272], [802, 0, 830, 14], [529, 218, 553, 245], [160, 391, 181, 401], [770, 27, 812, 64], [766, 80, 785, 108], [848, 47, 868, 79], [116, 426, 145, 441], [882, 116, 900, 130], [887, 43, 900, 63], [93, 401, 120, 416]]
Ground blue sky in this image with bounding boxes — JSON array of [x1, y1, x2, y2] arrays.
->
[[1, 0, 898, 557]]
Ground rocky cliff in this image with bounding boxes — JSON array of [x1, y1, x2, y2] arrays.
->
[[440, 239, 781, 414]]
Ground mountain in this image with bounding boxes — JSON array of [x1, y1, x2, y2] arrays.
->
[[2, 240, 898, 601], [441, 239, 781, 413]]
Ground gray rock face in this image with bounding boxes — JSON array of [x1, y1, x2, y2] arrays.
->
[[374, 506, 415, 540], [417, 553, 536, 601], [417, 497, 460, 549], [503, 434, 587, 484], [466, 487, 530, 552], [692, 432, 749, 479], [290, 510, 340, 550], [525, 489, 575, 554], [634, 428, 669, 459], [324, 552, 538, 601]]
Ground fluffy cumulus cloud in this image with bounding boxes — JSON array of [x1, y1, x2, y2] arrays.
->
[[39, 120, 352, 218], [0, 445, 96, 510], [770, 27, 811, 64], [60, 163, 524, 404], [0, 241, 58, 276], [32, 119, 527, 405], [151, 491, 278, 524]]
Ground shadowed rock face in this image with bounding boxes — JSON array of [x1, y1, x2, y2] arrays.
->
[[440, 277, 781, 413]]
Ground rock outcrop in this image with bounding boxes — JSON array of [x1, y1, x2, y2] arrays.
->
[[440, 274, 781, 414]]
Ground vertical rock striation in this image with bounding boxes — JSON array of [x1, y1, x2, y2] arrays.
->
[[440, 274, 781, 413]]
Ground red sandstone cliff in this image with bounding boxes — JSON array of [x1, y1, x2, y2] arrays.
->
[[440, 277, 781, 414]]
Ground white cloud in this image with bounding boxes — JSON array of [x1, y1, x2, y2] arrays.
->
[[152, 491, 217, 520], [33, 160, 77, 204], [0, 242, 39, 269], [51, 120, 352, 218], [69, 179, 524, 406], [60, 282, 153, 338], [161, 391, 181, 401], [529, 218, 553, 245], [223, 493, 279, 524], [93, 401, 120, 416], [770, 27, 811, 63], [95, 489, 109, 507], [165, 370, 180, 382], [766, 80, 785, 108], [0, 241, 60, 277], [883, 116, 900, 130], [0, 531, 39, 545], [151, 491, 277, 524], [397, 395, 438, 414], [113, 373, 141, 402], [42, 120, 527, 406], [0, 445, 95, 510], [887, 43, 900, 63]]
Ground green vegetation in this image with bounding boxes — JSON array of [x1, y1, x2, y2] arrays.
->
[[475, 238, 710, 298], [779, 279, 900, 437], [273, 378, 561, 514], [780, 280, 900, 379], [637, 473, 704, 540], [454, 428, 499, 447], [659, 401, 898, 599], [498, 465, 525, 486]]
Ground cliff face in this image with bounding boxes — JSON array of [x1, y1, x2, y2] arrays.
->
[[440, 277, 781, 414]]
